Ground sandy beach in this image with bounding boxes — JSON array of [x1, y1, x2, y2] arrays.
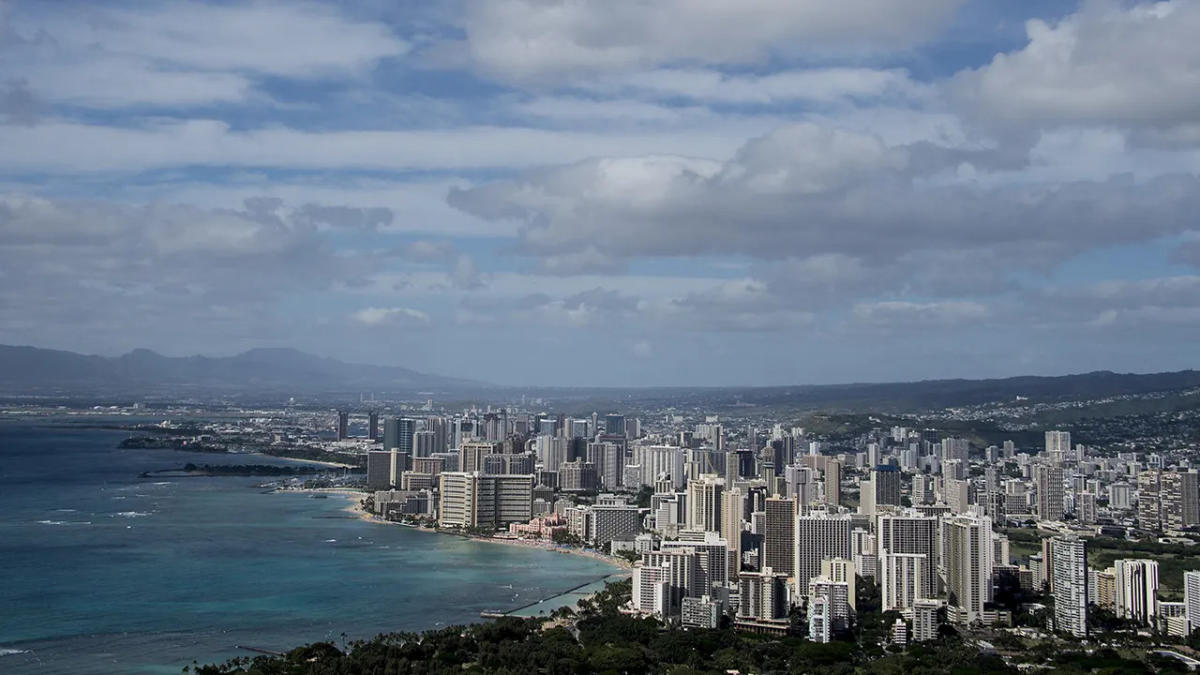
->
[[332, 492, 633, 571]]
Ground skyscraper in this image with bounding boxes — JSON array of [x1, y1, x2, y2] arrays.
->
[[763, 497, 795, 576], [721, 488, 745, 578], [367, 411, 379, 441], [1045, 430, 1071, 463], [825, 459, 841, 507], [382, 417, 416, 454], [685, 474, 723, 533], [1050, 535, 1088, 637], [872, 465, 901, 507], [336, 410, 349, 440], [912, 598, 941, 642], [1138, 470, 1162, 532], [1036, 464, 1065, 522], [808, 576, 851, 631], [605, 413, 626, 436], [940, 437, 969, 464], [1161, 470, 1200, 532], [821, 558, 857, 611], [879, 551, 928, 612], [809, 596, 832, 643], [1185, 570, 1200, 635], [877, 512, 940, 596], [737, 567, 790, 623], [1114, 559, 1159, 625], [942, 514, 993, 624], [663, 532, 729, 592], [460, 440, 501, 474], [794, 512, 852, 598], [438, 472, 534, 529]]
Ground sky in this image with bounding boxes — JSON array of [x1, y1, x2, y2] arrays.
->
[[1, 0, 1199, 387]]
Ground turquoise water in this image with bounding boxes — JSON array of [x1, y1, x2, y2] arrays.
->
[[0, 420, 618, 674]]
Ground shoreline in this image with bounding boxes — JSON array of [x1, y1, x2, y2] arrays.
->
[[277, 487, 632, 617], [339, 492, 631, 571]]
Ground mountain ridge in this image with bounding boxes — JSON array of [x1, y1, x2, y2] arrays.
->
[[0, 344, 482, 395], [1, 344, 1198, 411]]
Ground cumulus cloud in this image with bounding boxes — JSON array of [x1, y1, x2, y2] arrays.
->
[[448, 122, 1200, 266], [292, 204, 393, 231], [0, 120, 754, 173], [953, 0, 1200, 140], [0, 1, 408, 108], [578, 67, 925, 105], [350, 306, 431, 327], [459, 0, 963, 82], [852, 300, 989, 326], [450, 255, 485, 290], [399, 240, 457, 262], [0, 193, 385, 353]]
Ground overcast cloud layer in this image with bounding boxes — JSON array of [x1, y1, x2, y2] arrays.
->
[[1, 0, 1198, 386]]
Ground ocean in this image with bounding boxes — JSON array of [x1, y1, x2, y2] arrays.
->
[[0, 418, 619, 674]]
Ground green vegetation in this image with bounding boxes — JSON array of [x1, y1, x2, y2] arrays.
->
[[190, 580, 1018, 675], [1003, 529, 1200, 596], [144, 463, 331, 477]]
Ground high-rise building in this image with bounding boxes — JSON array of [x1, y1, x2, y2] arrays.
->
[[437, 472, 534, 529], [940, 437, 969, 464], [808, 576, 851, 632], [414, 430, 438, 458], [1161, 470, 1200, 532], [879, 551, 928, 612], [460, 440, 501, 474], [912, 474, 934, 505], [586, 441, 623, 490], [367, 449, 405, 490], [1045, 431, 1071, 463], [787, 465, 818, 509], [605, 413, 626, 437], [737, 567, 790, 622], [1093, 568, 1117, 609], [587, 503, 641, 546], [945, 477, 972, 515], [1138, 470, 1162, 532], [383, 417, 416, 454], [794, 512, 852, 597], [763, 497, 795, 576], [642, 548, 702, 613], [1077, 491, 1097, 525], [1114, 559, 1159, 625], [336, 410, 349, 440], [663, 532, 729, 592], [368, 411, 379, 441], [637, 445, 685, 489], [912, 598, 941, 642], [681, 595, 720, 629], [685, 474, 723, 532], [1036, 464, 1065, 522], [721, 488, 745, 578], [1185, 570, 1200, 635], [809, 596, 832, 643], [559, 460, 598, 491], [1050, 535, 1088, 637], [877, 512, 940, 597], [821, 558, 856, 611], [825, 459, 842, 507], [872, 466, 902, 507], [851, 527, 878, 579], [942, 514, 993, 624]]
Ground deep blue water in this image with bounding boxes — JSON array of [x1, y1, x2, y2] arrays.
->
[[0, 419, 618, 674]]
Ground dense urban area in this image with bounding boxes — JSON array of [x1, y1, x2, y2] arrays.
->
[[10, 381, 1200, 674]]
